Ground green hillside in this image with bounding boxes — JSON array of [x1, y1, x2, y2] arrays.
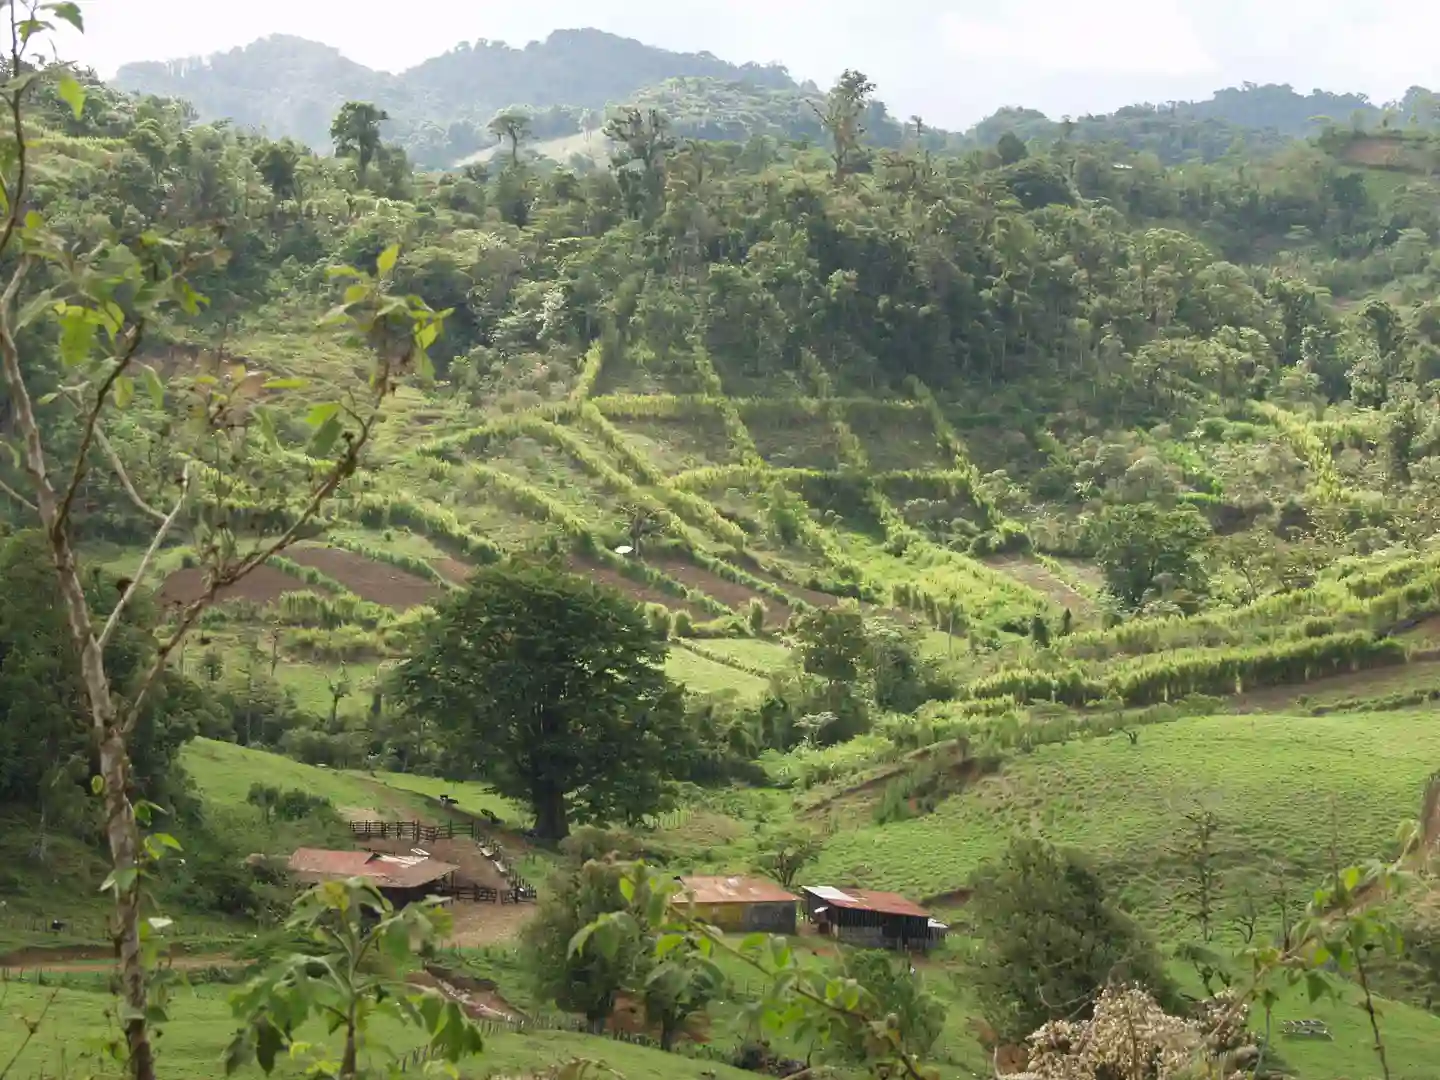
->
[[11, 12, 1440, 1080]]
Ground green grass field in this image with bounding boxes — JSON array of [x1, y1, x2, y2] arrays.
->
[[664, 647, 770, 699], [813, 709, 1440, 929]]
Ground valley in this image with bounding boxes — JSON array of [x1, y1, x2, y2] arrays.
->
[[6, 7, 1440, 1080]]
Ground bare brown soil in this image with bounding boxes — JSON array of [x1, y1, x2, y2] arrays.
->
[[983, 555, 1096, 617], [288, 546, 440, 609], [1232, 656, 1440, 712], [156, 564, 311, 609], [443, 902, 536, 948], [1341, 136, 1409, 168], [732, 557, 843, 609], [430, 556, 473, 584], [0, 944, 230, 971], [648, 555, 793, 625], [565, 557, 709, 618], [358, 835, 511, 893], [409, 968, 528, 1022]]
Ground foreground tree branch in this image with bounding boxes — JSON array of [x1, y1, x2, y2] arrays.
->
[[0, 11, 447, 1076]]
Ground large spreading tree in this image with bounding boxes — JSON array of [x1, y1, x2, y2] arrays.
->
[[395, 559, 690, 840]]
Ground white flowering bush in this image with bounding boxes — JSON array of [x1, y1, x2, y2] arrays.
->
[[1012, 985, 1252, 1080]]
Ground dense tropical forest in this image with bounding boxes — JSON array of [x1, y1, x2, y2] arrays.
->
[[6, 6, 1440, 1080]]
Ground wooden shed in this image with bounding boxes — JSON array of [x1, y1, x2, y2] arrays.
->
[[287, 848, 458, 907], [673, 875, 799, 934], [801, 886, 946, 952]]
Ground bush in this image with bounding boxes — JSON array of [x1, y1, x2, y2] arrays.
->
[[966, 836, 1178, 1042]]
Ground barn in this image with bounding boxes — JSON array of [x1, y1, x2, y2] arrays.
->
[[801, 886, 947, 951], [287, 848, 459, 907], [673, 875, 799, 934]]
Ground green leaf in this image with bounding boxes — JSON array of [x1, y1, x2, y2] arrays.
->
[[325, 265, 366, 280], [100, 866, 139, 895], [57, 72, 85, 119], [343, 282, 369, 305], [58, 306, 95, 366], [262, 377, 308, 390], [1305, 969, 1331, 1003], [49, 2, 84, 30], [90, 774, 104, 795], [256, 406, 279, 447], [376, 243, 400, 274], [417, 347, 435, 382], [113, 374, 134, 409], [141, 365, 164, 408], [618, 875, 635, 903], [309, 414, 343, 457], [305, 401, 341, 428]]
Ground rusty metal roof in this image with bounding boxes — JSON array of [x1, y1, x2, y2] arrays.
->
[[803, 886, 931, 919], [288, 848, 458, 889], [674, 875, 799, 905]]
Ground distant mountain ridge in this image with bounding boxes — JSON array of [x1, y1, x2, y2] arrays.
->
[[113, 30, 796, 166], [113, 30, 1428, 171]]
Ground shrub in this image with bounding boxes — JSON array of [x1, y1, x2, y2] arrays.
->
[[967, 836, 1178, 1042]]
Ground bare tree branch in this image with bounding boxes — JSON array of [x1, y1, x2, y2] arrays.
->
[[0, 474, 35, 511], [93, 421, 166, 522], [98, 464, 191, 651], [122, 388, 385, 733], [55, 325, 145, 533]]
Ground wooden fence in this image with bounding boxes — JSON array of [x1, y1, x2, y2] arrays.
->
[[348, 820, 537, 903]]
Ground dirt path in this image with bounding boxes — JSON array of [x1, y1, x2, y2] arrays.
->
[[1232, 656, 1440, 713]]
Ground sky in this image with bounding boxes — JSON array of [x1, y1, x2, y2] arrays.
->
[[57, 0, 1440, 129]]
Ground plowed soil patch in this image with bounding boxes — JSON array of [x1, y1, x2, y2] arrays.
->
[[649, 556, 793, 626], [734, 559, 843, 609], [566, 557, 709, 618], [431, 557, 473, 584], [983, 555, 1095, 617], [157, 564, 309, 609], [289, 546, 439, 609], [1234, 656, 1439, 712]]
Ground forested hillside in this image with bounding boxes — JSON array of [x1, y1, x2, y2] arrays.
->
[[8, 9, 1440, 1079], [113, 29, 1440, 170]]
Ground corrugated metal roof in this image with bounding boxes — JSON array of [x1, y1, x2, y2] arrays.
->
[[675, 875, 799, 905], [803, 886, 932, 919], [288, 848, 459, 889]]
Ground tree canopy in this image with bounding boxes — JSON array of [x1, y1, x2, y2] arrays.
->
[[395, 560, 690, 839]]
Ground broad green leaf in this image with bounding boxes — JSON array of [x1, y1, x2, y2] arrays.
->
[[305, 401, 341, 427], [376, 243, 400, 274], [142, 365, 164, 407], [343, 282, 369, 305], [417, 346, 435, 382], [90, 774, 104, 794], [310, 414, 343, 457], [49, 2, 84, 30], [58, 307, 95, 366], [100, 866, 139, 894], [325, 265, 366, 280], [57, 72, 85, 119], [256, 406, 279, 447], [114, 374, 134, 409], [263, 377, 308, 390]]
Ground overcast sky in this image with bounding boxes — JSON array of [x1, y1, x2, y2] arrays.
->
[[56, 0, 1440, 128]]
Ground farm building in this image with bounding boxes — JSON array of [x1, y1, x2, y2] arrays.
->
[[287, 848, 459, 907], [800, 886, 947, 952], [672, 875, 799, 933]]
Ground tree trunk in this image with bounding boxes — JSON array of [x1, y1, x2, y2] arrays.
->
[[3, 297, 157, 1080], [533, 785, 569, 841], [660, 1018, 679, 1052], [100, 728, 152, 1080]]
